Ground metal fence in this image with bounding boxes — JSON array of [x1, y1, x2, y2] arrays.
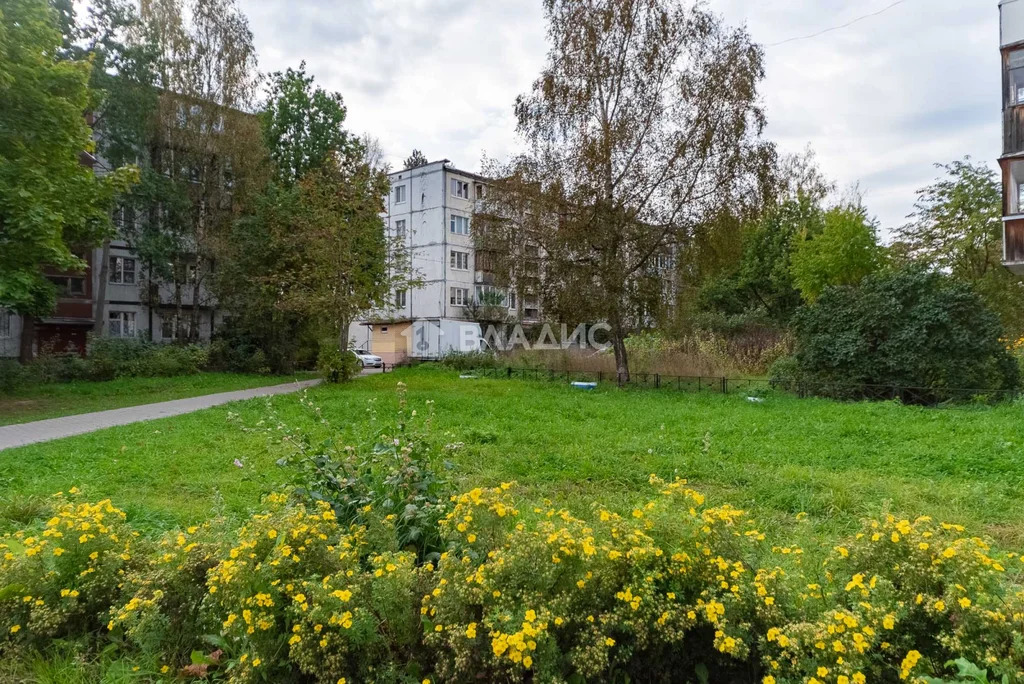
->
[[453, 366, 1022, 407]]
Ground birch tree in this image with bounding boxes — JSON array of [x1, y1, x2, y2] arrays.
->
[[475, 0, 770, 378]]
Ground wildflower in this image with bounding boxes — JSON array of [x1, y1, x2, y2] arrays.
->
[[10, 625, 21, 634]]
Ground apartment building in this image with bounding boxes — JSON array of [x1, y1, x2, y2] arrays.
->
[[1002, 0, 1024, 271], [1, 102, 227, 360], [349, 160, 532, 364]]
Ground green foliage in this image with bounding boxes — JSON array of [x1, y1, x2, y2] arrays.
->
[[316, 340, 359, 383], [792, 266, 1019, 398], [437, 350, 498, 371], [0, 0, 137, 317], [896, 158, 1024, 337], [4, 479, 1024, 682], [262, 62, 351, 185], [403, 149, 429, 170], [0, 339, 209, 390], [790, 204, 886, 302], [700, 196, 821, 322], [245, 383, 453, 558]]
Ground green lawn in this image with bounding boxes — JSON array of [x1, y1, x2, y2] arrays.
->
[[0, 372, 312, 426], [2, 367, 1023, 551]]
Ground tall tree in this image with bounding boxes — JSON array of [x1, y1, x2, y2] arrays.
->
[[475, 0, 769, 378], [219, 66, 406, 369], [262, 62, 349, 185], [138, 0, 264, 341], [896, 158, 1024, 335], [790, 203, 885, 303], [403, 149, 429, 170], [0, 0, 137, 360]]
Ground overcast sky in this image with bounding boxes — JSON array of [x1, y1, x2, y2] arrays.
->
[[239, 0, 998, 235]]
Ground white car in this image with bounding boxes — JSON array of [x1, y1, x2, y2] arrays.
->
[[352, 348, 383, 368]]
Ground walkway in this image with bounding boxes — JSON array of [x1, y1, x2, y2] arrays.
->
[[0, 379, 322, 451]]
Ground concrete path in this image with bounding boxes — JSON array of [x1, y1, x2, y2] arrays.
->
[[0, 379, 322, 451]]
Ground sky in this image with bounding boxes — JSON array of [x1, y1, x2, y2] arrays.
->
[[238, 0, 998, 235]]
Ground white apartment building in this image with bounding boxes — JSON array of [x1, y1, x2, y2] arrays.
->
[[349, 160, 524, 364]]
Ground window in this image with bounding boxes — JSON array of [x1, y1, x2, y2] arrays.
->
[[395, 219, 407, 239], [161, 314, 191, 340], [451, 179, 469, 198], [109, 256, 137, 284], [1009, 49, 1024, 106], [475, 286, 506, 306], [450, 214, 470, 235], [0, 310, 11, 339], [1009, 160, 1024, 215], [656, 254, 673, 271], [108, 311, 136, 338], [394, 289, 407, 308], [393, 184, 406, 203], [47, 275, 85, 297], [508, 291, 517, 310], [450, 250, 470, 270], [475, 183, 485, 200], [449, 287, 469, 307]]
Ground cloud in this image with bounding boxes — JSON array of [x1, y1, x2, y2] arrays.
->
[[240, 0, 999, 234]]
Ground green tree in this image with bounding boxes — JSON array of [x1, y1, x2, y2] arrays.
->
[[896, 158, 1024, 335], [475, 0, 770, 379], [0, 0, 137, 360], [790, 204, 885, 302], [262, 62, 349, 185]]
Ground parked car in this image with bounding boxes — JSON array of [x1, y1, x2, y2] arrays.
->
[[352, 348, 383, 368]]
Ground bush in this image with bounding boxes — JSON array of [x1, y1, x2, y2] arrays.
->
[[438, 349, 498, 371], [316, 340, 360, 383], [3, 480, 1024, 682], [792, 266, 1020, 400]]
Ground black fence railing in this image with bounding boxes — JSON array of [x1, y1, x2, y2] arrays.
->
[[454, 366, 1022, 407]]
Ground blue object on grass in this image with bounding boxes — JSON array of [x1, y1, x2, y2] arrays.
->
[[571, 382, 598, 390]]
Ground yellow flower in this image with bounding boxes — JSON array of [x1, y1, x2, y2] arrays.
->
[[252, 657, 261, 667], [853, 674, 866, 684], [817, 667, 829, 677], [10, 625, 21, 634], [161, 665, 170, 673], [959, 597, 971, 608], [525, 609, 536, 622], [605, 637, 615, 647], [763, 678, 776, 684], [934, 600, 946, 612], [523, 655, 533, 668]]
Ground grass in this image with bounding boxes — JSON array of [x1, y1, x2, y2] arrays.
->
[[0, 372, 313, 426], [3, 366, 1024, 553]]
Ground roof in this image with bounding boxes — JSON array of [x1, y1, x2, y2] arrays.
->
[[389, 159, 490, 183]]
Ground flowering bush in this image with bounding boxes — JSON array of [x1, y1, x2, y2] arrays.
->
[[2, 481, 1023, 683], [0, 490, 143, 646]]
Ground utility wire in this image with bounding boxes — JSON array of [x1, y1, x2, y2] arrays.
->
[[767, 0, 911, 47]]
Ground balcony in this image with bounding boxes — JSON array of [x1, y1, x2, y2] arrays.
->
[[1004, 217, 1024, 273], [1005, 107, 1024, 156]]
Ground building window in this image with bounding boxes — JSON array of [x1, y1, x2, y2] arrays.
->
[[108, 311, 136, 338], [450, 214, 470, 235], [449, 287, 469, 307], [0, 310, 11, 339], [109, 256, 137, 284], [1009, 160, 1024, 215], [450, 250, 470, 270], [1009, 49, 1024, 106], [508, 291, 517, 310], [161, 314, 191, 340], [395, 219, 406, 239], [656, 254, 673, 271], [47, 275, 85, 297], [393, 184, 406, 203], [451, 179, 469, 198], [395, 289, 407, 308], [475, 183, 485, 200]]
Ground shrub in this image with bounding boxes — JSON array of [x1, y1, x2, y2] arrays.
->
[[438, 349, 497, 371], [316, 340, 360, 383], [3, 480, 1023, 683], [792, 266, 1020, 400]]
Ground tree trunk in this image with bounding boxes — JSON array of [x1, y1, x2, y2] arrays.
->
[[174, 265, 183, 343], [19, 314, 36, 363], [609, 312, 630, 382], [189, 258, 201, 343], [93, 240, 111, 335]]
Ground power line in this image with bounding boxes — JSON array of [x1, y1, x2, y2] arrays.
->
[[767, 0, 911, 47]]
